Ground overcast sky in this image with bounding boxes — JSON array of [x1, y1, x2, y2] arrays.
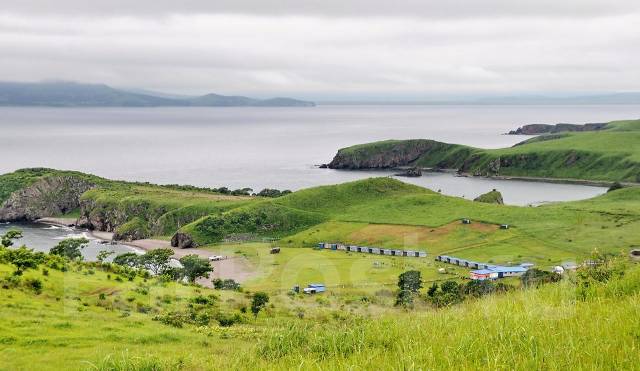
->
[[1, 1, 639, 99]]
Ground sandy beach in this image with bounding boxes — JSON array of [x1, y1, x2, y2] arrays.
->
[[35, 217, 257, 286]]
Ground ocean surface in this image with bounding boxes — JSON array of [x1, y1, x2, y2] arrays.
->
[[1, 104, 638, 205]]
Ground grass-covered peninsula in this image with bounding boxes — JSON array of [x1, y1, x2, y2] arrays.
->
[[327, 119, 640, 183]]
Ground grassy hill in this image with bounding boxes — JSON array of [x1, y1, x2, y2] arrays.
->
[[1, 169, 640, 369], [178, 178, 432, 245], [0, 250, 638, 370], [328, 119, 640, 183], [176, 176, 639, 268], [0, 168, 257, 240], [2, 168, 638, 268]]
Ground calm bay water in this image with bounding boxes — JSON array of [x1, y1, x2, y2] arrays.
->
[[0, 222, 138, 260], [1, 104, 638, 205]]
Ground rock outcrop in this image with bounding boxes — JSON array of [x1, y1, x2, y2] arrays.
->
[[396, 167, 422, 177], [507, 123, 607, 135], [0, 176, 95, 221], [328, 140, 469, 170], [171, 232, 197, 249], [473, 189, 504, 204]]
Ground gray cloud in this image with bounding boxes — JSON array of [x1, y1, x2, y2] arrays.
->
[[0, 2, 639, 99], [3, 0, 640, 18]]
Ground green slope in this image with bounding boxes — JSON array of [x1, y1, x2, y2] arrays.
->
[[1, 255, 639, 370], [0, 168, 256, 240], [328, 119, 640, 183], [177, 176, 640, 267], [179, 178, 427, 245]]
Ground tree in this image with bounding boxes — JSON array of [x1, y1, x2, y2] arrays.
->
[[1, 229, 23, 248], [139, 248, 174, 275], [96, 250, 115, 263], [398, 270, 423, 293], [5, 246, 45, 275], [395, 289, 414, 307], [113, 252, 141, 267], [427, 282, 438, 297], [179, 254, 213, 283], [396, 270, 423, 307], [50, 238, 89, 260], [251, 292, 270, 317]]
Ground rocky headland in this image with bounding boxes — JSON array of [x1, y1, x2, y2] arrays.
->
[[506, 122, 607, 135]]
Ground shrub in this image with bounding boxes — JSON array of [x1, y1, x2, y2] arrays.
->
[[214, 312, 244, 327], [607, 182, 624, 193], [212, 278, 241, 291], [190, 294, 217, 306], [24, 278, 43, 294], [50, 238, 89, 260], [153, 311, 188, 328], [1, 229, 23, 248], [113, 252, 141, 268], [520, 268, 562, 287], [1, 275, 21, 289]]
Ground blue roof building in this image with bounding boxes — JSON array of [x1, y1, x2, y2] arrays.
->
[[470, 265, 528, 280]]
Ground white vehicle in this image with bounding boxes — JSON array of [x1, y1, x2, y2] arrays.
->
[[208, 255, 225, 261]]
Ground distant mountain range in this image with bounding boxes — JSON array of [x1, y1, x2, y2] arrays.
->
[[0, 81, 315, 107]]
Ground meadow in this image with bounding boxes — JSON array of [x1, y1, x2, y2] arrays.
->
[[0, 250, 638, 370], [1, 158, 640, 370]]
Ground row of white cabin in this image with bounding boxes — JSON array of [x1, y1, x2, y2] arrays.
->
[[318, 243, 427, 258]]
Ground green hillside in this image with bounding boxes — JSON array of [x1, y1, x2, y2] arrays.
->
[[0, 168, 257, 240], [328, 119, 640, 183], [0, 247, 638, 370], [1, 169, 640, 369], [179, 178, 431, 245], [177, 177, 639, 268]]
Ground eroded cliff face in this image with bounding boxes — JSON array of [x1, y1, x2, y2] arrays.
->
[[0, 176, 95, 221], [76, 199, 168, 241], [507, 123, 607, 135], [328, 140, 451, 169]]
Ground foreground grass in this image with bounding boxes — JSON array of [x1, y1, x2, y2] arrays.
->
[[1, 259, 639, 370]]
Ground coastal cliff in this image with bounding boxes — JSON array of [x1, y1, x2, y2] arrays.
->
[[0, 168, 255, 243], [0, 170, 98, 222], [328, 140, 476, 170], [507, 122, 607, 135], [324, 119, 640, 183]]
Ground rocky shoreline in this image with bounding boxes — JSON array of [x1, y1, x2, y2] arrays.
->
[[505, 122, 607, 135]]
